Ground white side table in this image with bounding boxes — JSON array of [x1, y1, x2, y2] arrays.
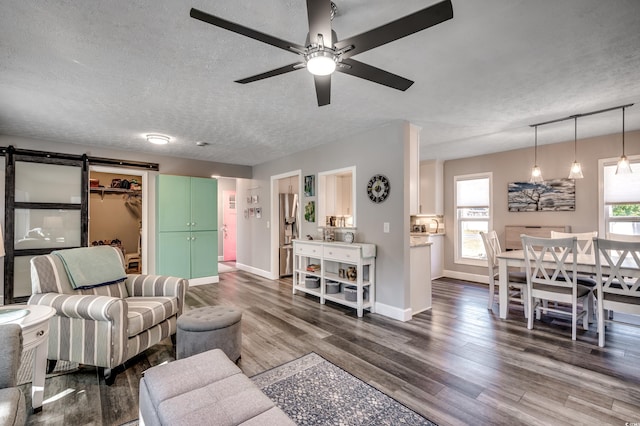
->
[[0, 304, 55, 413]]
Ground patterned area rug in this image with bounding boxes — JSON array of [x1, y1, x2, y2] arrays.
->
[[17, 347, 79, 386], [251, 352, 437, 426]]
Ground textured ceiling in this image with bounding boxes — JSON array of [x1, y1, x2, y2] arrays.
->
[[1, 0, 639, 166]]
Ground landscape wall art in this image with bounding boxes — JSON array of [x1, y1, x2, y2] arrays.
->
[[508, 179, 576, 212]]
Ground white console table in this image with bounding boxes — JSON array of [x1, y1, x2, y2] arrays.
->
[[292, 240, 376, 317]]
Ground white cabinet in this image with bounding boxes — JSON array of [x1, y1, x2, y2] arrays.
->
[[409, 124, 421, 215], [410, 244, 432, 315], [335, 174, 352, 217], [420, 160, 443, 215], [320, 168, 354, 222], [429, 234, 444, 279], [292, 240, 376, 317]]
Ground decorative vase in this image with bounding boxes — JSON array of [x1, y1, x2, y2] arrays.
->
[[347, 266, 357, 281]]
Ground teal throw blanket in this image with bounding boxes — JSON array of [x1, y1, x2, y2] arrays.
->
[[53, 246, 127, 290]]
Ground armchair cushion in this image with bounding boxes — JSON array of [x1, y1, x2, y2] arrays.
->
[[126, 275, 188, 317], [127, 297, 179, 337]]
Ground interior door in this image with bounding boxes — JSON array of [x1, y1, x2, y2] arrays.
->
[[222, 190, 236, 261], [4, 148, 87, 303]]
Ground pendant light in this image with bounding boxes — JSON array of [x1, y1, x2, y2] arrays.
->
[[530, 125, 543, 183], [616, 106, 632, 175], [568, 116, 583, 179]]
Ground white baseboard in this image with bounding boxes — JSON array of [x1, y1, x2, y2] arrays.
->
[[374, 302, 413, 322], [189, 275, 219, 286], [442, 269, 488, 285], [235, 262, 274, 280]]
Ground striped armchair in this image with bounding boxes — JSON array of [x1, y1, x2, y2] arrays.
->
[[28, 247, 188, 385]]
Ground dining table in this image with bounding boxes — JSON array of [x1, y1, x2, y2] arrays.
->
[[495, 249, 639, 319]]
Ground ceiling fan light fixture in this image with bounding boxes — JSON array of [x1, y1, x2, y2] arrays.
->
[[146, 134, 170, 145], [306, 52, 337, 76]]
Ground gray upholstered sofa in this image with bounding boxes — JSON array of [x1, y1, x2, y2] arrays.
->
[[139, 349, 294, 425], [28, 246, 188, 384], [0, 324, 26, 426]]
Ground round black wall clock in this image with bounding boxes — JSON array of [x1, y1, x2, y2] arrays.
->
[[367, 174, 390, 203]]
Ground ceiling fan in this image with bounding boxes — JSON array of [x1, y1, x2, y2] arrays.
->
[[190, 0, 453, 106]]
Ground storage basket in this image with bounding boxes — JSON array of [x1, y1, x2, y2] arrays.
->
[[304, 276, 320, 289], [343, 285, 357, 302], [326, 280, 340, 294]]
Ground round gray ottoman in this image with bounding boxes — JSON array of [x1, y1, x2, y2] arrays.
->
[[176, 306, 242, 362]]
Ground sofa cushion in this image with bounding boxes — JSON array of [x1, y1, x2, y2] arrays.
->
[[126, 297, 178, 337], [0, 387, 26, 426], [157, 374, 276, 426], [143, 349, 242, 407]]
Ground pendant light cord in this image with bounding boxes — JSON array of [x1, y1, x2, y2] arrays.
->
[[573, 116, 578, 161], [534, 125, 538, 164], [622, 106, 626, 156]]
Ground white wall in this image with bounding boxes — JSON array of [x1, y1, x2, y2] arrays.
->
[[236, 121, 413, 317]]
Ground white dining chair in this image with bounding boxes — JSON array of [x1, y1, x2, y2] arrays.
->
[[521, 235, 592, 340], [480, 230, 528, 317], [550, 231, 597, 255], [550, 231, 598, 320], [593, 237, 640, 347]]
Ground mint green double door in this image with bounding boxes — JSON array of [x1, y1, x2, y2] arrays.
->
[[157, 175, 218, 279]]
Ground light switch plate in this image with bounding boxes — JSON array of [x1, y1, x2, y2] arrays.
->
[[383, 222, 390, 233]]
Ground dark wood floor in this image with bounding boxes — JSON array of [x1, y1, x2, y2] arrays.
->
[[23, 271, 640, 426]]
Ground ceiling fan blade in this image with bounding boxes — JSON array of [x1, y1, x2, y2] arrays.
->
[[306, 0, 333, 46], [334, 0, 453, 59], [314, 75, 331, 106], [190, 8, 305, 54], [235, 63, 305, 84], [337, 59, 414, 91]]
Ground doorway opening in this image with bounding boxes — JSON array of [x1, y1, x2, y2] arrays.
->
[[89, 166, 148, 273], [218, 177, 237, 273], [270, 171, 302, 279]]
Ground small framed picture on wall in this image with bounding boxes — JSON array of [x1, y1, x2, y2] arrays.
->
[[304, 175, 315, 197]]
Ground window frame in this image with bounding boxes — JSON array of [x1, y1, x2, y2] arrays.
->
[[454, 172, 493, 267], [598, 155, 640, 237]]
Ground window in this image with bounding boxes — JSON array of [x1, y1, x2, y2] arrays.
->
[[601, 157, 640, 236], [455, 173, 492, 266]]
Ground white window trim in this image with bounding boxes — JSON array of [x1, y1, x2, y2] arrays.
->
[[598, 154, 640, 237], [454, 172, 493, 267]]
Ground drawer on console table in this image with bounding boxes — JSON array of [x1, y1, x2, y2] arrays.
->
[[323, 245, 359, 262], [295, 243, 322, 257]]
